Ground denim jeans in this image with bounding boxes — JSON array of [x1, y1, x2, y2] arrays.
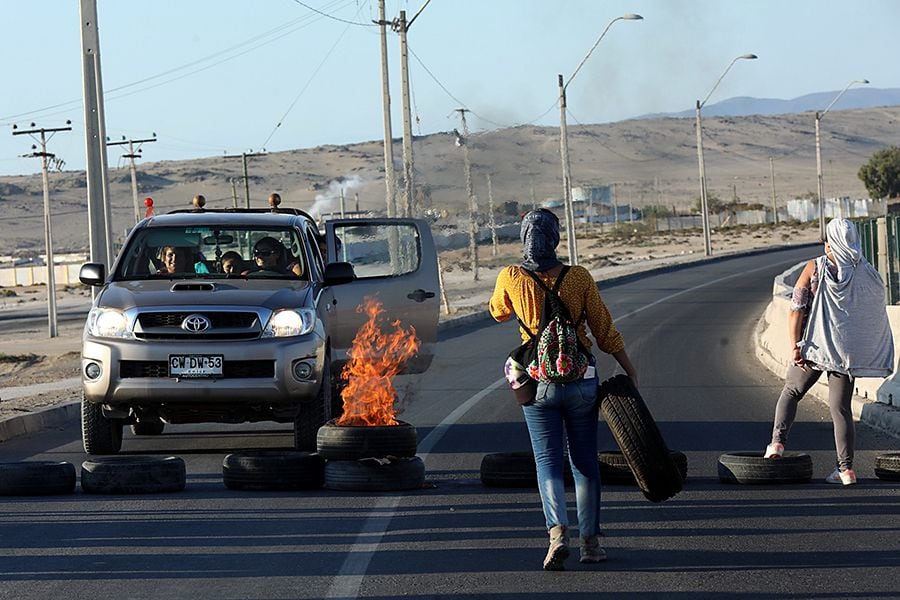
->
[[522, 376, 600, 538]]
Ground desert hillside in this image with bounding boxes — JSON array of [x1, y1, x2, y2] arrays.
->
[[0, 106, 898, 256]]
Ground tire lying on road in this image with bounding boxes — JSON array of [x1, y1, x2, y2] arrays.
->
[[81, 456, 186, 494], [717, 452, 813, 484], [599, 450, 688, 485], [316, 419, 417, 461], [0, 461, 76, 496], [874, 453, 900, 481], [323, 456, 425, 491], [480, 452, 537, 488], [479, 452, 574, 488], [598, 374, 683, 502], [223, 450, 325, 491]]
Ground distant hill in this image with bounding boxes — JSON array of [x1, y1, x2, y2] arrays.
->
[[1, 105, 899, 256], [640, 87, 900, 119]]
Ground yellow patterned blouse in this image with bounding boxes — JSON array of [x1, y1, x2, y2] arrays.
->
[[489, 264, 624, 354]]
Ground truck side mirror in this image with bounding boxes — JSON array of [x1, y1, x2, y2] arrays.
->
[[323, 261, 355, 286], [79, 263, 106, 286]]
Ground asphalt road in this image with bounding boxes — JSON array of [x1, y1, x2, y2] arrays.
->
[[1, 245, 898, 600]]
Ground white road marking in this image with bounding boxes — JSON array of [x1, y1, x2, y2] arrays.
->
[[326, 254, 803, 599]]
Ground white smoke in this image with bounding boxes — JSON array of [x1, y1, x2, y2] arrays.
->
[[307, 175, 365, 220]]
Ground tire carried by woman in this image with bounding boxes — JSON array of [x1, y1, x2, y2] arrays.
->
[[598, 375, 682, 502], [598, 450, 687, 486]]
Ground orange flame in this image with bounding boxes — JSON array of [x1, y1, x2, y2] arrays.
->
[[336, 295, 420, 426]]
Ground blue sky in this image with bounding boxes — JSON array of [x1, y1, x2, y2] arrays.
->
[[1, 0, 897, 176]]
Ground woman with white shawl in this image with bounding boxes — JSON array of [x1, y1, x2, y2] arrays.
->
[[764, 218, 894, 485]]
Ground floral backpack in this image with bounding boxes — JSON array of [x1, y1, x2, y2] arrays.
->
[[512, 266, 589, 383]]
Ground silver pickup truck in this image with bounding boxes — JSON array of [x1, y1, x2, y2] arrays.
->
[[78, 207, 439, 454]]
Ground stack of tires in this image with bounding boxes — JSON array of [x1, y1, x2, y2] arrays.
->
[[316, 419, 425, 491]]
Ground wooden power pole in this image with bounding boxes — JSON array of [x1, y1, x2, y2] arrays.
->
[[455, 109, 479, 281], [108, 134, 157, 224]]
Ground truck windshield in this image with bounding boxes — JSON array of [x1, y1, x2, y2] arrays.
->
[[113, 226, 307, 280]]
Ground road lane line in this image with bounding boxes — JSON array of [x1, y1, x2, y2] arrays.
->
[[326, 254, 803, 599]]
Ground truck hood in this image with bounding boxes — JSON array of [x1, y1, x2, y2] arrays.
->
[[96, 279, 313, 311]]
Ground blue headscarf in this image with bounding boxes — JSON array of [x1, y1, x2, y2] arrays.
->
[[521, 209, 563, 272]]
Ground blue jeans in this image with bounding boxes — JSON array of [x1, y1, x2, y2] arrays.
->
[[522, 376, 600, 538]]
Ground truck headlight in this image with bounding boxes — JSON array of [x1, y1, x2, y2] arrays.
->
[[263, 309, 315, 338], [86, 307, 132, 339]]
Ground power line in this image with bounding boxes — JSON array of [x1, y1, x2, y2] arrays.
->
[[291, 0, 376, 26], [260, 1, 365, 148], [0, 0, 358, 124]]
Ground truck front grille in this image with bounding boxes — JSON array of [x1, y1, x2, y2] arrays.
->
[[119, 360, 275, 378]]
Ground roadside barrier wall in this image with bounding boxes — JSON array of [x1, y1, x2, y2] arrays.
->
[[0, 263, 83, 288]]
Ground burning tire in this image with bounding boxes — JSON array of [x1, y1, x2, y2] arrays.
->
[[0, 461, 76, 496], [316, 419, 418, 461], [323, 456, 425, 491], [80, 456, 186, 494], [874, 453, 900, 481], [598, 375, 682, 502], [223, 450, 324, 491], [599, 450, 688, 485], [717, 452, 813, 484]]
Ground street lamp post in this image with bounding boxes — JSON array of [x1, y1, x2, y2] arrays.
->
[[695, 53, 757, 256], [559, 13, 642, 265], [816, 79, 869, 239]]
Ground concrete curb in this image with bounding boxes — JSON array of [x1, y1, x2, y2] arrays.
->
[[0, 401, 79, 444]]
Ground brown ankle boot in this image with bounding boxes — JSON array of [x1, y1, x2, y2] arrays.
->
[[543, 525, 569, 571]]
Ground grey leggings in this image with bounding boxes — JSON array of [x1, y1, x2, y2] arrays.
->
[[771, 365, 855, 470]]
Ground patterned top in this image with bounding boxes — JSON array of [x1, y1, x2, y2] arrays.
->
[[489, 265, 625, 354]]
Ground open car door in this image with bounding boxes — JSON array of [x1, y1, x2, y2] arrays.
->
[[326, 218, 439, 374]]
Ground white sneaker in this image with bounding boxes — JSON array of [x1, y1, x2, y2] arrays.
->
[[825, 467, 857, 486], [764, 443, 784, 458]]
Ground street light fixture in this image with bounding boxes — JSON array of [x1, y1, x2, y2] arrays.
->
[[816, 78, 869, 239], [695, 53, 757, 256], [559, 13, 642, 265]]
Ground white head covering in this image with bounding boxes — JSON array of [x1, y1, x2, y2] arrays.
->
[[825, 218, 862, 284]]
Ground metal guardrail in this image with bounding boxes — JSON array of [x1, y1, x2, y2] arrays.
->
[[858, 216, 900, 304]]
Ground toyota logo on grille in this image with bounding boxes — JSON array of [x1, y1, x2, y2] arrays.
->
[[181, 314, 211, 333]]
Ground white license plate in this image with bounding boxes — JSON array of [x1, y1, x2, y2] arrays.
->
[[168, 354, 224, 378]]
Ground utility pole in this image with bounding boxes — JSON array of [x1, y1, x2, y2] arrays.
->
[[455, 109, 479, 281], [486, 173, 498, 256], [80, 0, 113, 270], [108, 134, 156, 224], [769, 156, 779, 225], [230, 178, 239, 208], [613, 182, 619, 225], [339, 187, 346, 218], [530, 184, 537, 211], [12, 122, 72, 338], [355, 193, 360, 214], [374, 0, 396, 218], [395, 11, 415, 217], [558, 74, 578, 265], [224, 151, 266, 208]]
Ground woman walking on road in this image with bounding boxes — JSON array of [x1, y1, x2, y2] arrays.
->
[[765, 218, 894, 485], [489, 208, 638, 570]]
